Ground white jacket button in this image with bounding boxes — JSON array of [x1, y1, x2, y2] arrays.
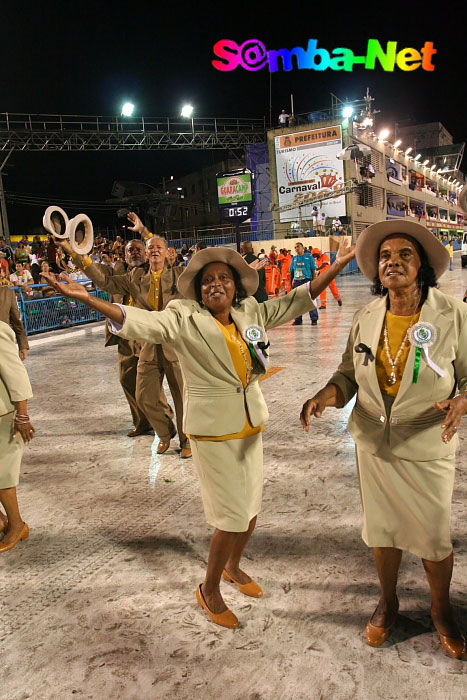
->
[[379, 416, 385, 423]]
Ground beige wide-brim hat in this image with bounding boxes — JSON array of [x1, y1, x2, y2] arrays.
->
[[177, 247, 259, 301], [356, 219, 450, 282]]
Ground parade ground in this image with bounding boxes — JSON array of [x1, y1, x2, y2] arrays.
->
[[1, 264, 466, 700]]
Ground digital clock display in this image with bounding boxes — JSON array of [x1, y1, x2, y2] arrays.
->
[[228, 206, 249, 217]]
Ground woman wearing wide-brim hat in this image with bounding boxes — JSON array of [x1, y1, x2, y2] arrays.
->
[[301, 219, 467, 658], [44, 241, 355, 628]]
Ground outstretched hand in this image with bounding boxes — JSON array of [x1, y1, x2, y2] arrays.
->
[[335, 239, 356, 268], [41, 272, 91, 302], [125, 211, 144, 233], [249, 258, 269, 271]]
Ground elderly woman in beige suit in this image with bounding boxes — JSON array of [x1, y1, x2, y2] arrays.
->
[[0, 321, 35, 553], [301, 220, 467, 658], [44, 242, 355, 628]]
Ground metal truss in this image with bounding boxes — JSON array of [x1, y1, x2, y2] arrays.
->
[[0, 113, 266, 151]]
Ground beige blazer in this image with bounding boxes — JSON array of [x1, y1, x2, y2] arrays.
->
[[0, 287, 29, 351], [112, 283, 316, 436], [77, 259, 182, 362], [0, 321, 33, 417], [328, 287, 467, 459]]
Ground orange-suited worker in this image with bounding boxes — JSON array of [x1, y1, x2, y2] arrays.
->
[[311, 248, 342, 309], [280, 249, 292, 292]]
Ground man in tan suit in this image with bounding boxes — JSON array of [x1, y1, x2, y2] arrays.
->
[[67, 227, 190, 458], [86, 240, 153, 437], [0, 287, 29, 361]]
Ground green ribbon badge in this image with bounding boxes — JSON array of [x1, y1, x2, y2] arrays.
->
[[412, 347, 422, 383]]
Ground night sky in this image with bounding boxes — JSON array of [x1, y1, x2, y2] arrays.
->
[[2, 0, 465, 232]]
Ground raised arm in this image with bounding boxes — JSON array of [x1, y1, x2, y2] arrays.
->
[[59, 239, 132, 295]]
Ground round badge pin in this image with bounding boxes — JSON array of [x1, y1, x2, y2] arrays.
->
[[408, 322, 437, 348], [245, 325, 263, 343]]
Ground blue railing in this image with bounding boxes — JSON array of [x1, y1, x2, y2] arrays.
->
[[13, 282, 109, 335]]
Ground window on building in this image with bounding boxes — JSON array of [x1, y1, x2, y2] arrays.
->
[[355, 184, 384, 209]]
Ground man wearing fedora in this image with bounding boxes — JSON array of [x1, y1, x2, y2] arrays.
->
[[65, 216, 190, 458]]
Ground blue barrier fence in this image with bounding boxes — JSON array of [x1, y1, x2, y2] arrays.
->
[[13, 283, 109, 335]]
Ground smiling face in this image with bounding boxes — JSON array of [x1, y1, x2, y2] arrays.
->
[[146, 236, 168, 270], [378, 235, 422, 291], [200, 262, 236, 314]]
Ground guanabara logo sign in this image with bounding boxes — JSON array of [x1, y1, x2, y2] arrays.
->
[[217, 174, 253, 205]]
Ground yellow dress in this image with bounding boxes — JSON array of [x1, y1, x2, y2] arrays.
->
[[189, 320, 264, 532]]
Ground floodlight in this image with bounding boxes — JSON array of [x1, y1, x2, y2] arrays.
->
[[343, 106, 353, 118], [379, 128, 390, 140], [423, 159, 429, 166], [121, 102, 135, 117], [405, 147, 413, 155], [394, 140, 402, 148], [414, 154, 421, 161], [181, 104, 194, 118]]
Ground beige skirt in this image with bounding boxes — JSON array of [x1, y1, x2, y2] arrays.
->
[[0, 412, 24, 489], [356, 445, 455, 561], [189, 433, 263, 532]]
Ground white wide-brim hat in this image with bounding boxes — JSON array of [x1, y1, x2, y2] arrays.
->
[[177, 247, 259, 301], [356, 219, 450, 282]]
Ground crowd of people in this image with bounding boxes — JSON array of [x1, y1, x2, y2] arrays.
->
[[0, 212, 466, 660]]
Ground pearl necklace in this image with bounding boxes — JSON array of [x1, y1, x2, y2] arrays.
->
[[383, 296, 421, 386]]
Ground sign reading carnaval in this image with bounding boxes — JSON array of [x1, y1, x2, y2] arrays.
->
[[212, 39, 437, 73], [274, 126, 346, 222]]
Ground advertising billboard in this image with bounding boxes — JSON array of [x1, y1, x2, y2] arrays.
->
[[275, 126, 346, 222], [217, 172, 253, 205]]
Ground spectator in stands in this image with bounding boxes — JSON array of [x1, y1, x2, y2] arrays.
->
[[0, 239, 14, 266], [319, 210, 327, 234], [56, 246, 71, 273], [332, 217, 343, 234], [31, 235, 45, 258], [195, 241, 207, 253], [278, 109, 290, 127], [269, 245, 278, 266], [9, 262, 33, 290], [46, 235, 59, 272], [288, 114, 296, 127], [0, 250, 9, 277], [290, 242, 319, 326], [15, 242, 30, 266], [39, 262, 56, 298], [0, 268, 12, 287]]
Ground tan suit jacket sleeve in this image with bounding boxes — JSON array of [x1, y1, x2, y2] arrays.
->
[[8, 290, 29, 351], [0, 321, 33, 416]]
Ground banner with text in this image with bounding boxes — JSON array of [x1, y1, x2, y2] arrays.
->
[[275, 126, 346, 223]]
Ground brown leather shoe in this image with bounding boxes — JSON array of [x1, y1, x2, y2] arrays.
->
[[0, 522, 29, 553], [0, 513, 7, 534], [365, 598, 399, 647], [127, 426, 153, 437], [437, 632, 466, 659], [196, 584, 240, 629], [180, 446, 192, 459], [157, 430, 177, 455]]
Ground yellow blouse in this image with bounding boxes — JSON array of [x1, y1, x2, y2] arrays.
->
[[376, 310, 421, 396], [148, 269, 162, 311], [190, 321, 264, 441]]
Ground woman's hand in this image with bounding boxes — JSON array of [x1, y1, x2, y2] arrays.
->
[[435, 396, 467, 443], [335, 239, 356, 268], [125, 211, 144, 233], [300, 393, 328, 431], [248, 258, 268, 271], [14, 419, 35, 443], [41, 272, 91, 303]]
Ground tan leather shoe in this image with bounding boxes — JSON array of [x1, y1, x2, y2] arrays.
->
[[180, 446, 192, 459], [157, 430, 176, 454], [196, 584, 240, 629], [223, 569, 264, 598], [0, 522, 29, 553], [437, 632, 466, 659], [365, 599, 399, 647]]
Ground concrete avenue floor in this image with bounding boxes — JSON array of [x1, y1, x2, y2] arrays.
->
[[1, 262, 467, 700]]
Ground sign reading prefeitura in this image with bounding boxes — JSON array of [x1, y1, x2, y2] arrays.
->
[[275, 125, 346, 222], [217, 170, 254, 223]]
